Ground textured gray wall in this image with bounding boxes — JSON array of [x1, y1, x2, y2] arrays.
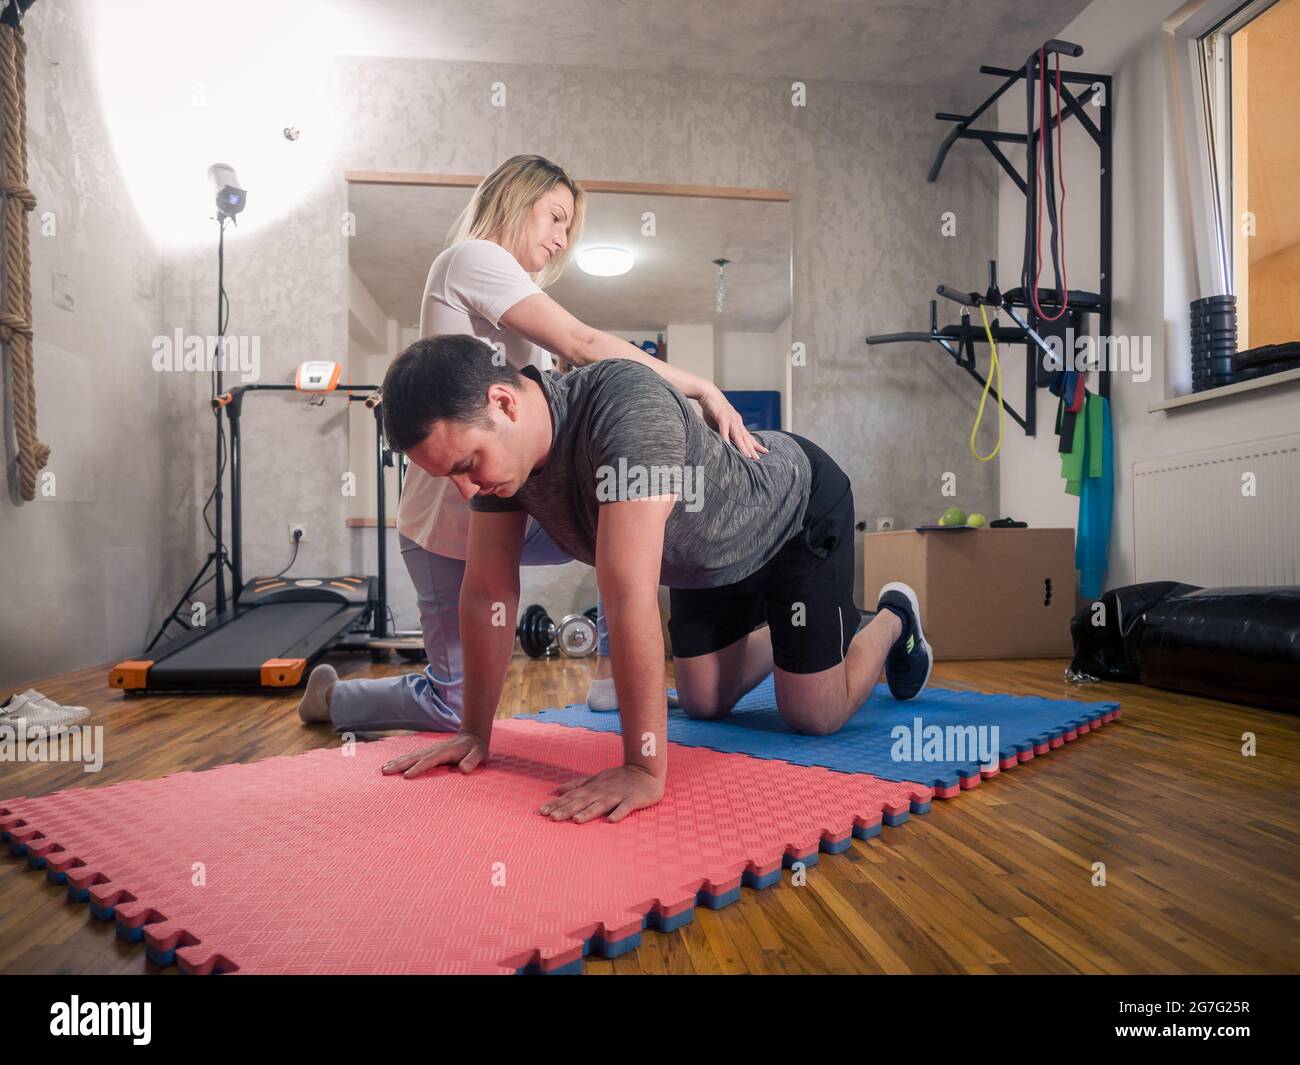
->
[[0, 1, 165, 688], [159, 56, 999, 632], [0, 44, 997, 684]]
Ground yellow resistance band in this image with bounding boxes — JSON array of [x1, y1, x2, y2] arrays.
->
[[970, 304, 1005, 462]]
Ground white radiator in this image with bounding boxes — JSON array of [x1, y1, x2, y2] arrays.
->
[[1132, 432, 1300, 586]]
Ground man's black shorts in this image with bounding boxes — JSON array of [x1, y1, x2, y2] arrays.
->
[[667, 433, 858, 674]]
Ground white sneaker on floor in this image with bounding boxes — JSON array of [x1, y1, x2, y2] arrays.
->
[[0, 690, 89, 731], [1, 689, 47, 714]]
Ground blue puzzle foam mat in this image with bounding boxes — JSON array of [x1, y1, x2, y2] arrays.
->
[[525, 677, 1121, 794]]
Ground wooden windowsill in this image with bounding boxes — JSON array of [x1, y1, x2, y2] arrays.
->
[[1150, 366, 1300, 411]]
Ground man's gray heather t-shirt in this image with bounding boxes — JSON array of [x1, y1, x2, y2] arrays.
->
[[470, 360, 811, 588]]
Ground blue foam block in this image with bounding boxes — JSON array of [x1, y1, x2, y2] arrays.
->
[[117, 922, 145, 944], [523, 678, 1119, 790]]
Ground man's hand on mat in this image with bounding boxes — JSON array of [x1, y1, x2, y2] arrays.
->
[[381, 732, 488, 779], [698, 386, 768, 460], [539, 764, 665, 824]]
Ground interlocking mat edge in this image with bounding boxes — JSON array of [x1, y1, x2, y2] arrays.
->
[[524, 679, 1122, 798], [1, 719, 934, 975]]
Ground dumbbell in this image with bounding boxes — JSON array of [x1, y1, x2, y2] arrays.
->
[[516, 604, 599, 659]]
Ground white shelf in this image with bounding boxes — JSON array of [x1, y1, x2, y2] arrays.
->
[[1150, 366, 1300, 411]]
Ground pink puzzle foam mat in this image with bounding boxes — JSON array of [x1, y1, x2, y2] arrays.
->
[[1, 719, 932, 975]]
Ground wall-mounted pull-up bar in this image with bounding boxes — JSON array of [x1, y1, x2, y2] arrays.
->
[[866, 37, 1114, 438]]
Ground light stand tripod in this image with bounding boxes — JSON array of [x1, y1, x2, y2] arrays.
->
[[145, 212, 238, 652]]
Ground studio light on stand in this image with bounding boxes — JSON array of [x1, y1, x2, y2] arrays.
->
[[144, 165, 249, 652], [209, 163, 247, 220]]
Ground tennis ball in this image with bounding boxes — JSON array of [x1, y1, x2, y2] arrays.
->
[[967, 512, 987, 528]]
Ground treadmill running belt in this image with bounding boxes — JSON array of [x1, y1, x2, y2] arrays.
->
[[148, 602, 358, 687]]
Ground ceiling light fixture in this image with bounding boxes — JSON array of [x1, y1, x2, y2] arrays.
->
[[577, 246, 634, 277]]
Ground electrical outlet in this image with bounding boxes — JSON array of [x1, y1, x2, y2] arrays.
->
[[877, 517, 895, 532], [288, 523, 308, 544]]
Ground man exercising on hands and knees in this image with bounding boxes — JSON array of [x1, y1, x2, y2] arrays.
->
[[379, 335, 933, 822]]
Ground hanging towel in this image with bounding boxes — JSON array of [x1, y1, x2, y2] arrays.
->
[[1076, 394, 1113, 599]]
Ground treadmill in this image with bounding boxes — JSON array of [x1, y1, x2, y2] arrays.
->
[[111, 368, 391, 693]]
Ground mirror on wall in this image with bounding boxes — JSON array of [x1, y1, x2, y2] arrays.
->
[[345, 180, 793, 508]]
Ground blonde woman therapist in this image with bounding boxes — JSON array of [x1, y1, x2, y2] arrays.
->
[[298, 154, 764, 733]]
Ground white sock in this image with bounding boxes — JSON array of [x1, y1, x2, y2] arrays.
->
[[297, 664, 337, 723], [586, 677, 618, 712], [585, 678, 682, 712]]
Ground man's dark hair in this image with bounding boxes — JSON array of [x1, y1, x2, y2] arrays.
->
[[381, 334, 522, 452]]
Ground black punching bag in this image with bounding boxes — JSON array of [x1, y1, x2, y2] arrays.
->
[[1069, 581, 1201, 681], [1137, 587, 1300, 713]]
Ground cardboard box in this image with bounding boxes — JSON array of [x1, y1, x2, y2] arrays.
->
[[863, 528, 1077, 660]]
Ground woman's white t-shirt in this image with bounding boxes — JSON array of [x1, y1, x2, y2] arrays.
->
[[395, 240, 552, 559]]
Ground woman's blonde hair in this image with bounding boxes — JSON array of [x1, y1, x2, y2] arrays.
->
[[448, 154, 586, 289]]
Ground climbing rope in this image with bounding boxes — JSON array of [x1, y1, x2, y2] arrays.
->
[[0, 18, 49, 502]]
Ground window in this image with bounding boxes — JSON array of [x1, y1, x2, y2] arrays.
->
[[1200, 0, 1300, 351]]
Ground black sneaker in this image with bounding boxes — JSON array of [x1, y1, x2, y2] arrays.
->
[[876, 582, 933, 700]]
